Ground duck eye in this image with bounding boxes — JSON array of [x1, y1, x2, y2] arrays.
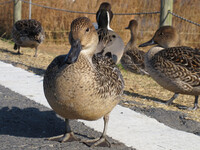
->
[[86, 28, 90, 32], [159, 32, 163, 36]]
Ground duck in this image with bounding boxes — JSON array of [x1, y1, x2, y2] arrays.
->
[[43, 17, 124, 147], [12, 19, 45, 57], [139, 25, 200, 110], [121, 19, 149, 75], [95, 2, 124, 64]]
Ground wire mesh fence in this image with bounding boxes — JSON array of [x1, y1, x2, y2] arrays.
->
[[0, 0, 199, 48]]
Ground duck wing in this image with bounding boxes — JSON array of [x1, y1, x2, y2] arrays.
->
[[13, 19, 44, 43], [121, 47, 148, 75], [92, 54, 124, 98], [151, 46, 200, 87], [44, 55, 70, 81]]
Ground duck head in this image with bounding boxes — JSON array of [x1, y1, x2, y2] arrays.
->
[[96, 2, 113, 30], [65, 17, 98, 64], [125, 19, 138, 31], [139, 26, 179, 48]]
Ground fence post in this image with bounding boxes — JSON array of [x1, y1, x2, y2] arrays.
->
[[13, 0, 22, 23], [29, 0, 31, 19], [160, 0, 173, 27]]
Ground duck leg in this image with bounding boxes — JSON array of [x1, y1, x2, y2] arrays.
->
[[176, 96, 199, 110], [82, 113, 111, 147], [17, 47, 21, 55], [14, 44, 21, 55], [165, 93, 179, 105], [192, 96, 199, 110], [34, 47, 38, 57], [186, 96, 199, 110], [47, 119, 80, 142]]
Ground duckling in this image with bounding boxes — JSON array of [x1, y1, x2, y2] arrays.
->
[[139, 26, 200, 110], [43, 17, 124, 147], [12, 19, 45, 57], [95, 2, 124, 64], [121, 19, 148, 75]]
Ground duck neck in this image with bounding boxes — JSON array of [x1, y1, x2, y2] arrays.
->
[[97, 11, 112, 30], [79, 46, 96, 67], [146, 46, 164, 61], [106, 11, 112, 30], [129, 28, 138, 48]]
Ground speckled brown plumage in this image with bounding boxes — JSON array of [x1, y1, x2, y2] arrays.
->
[[93, 54, 124, 98], [44, 53, 124, 120], [43, 17, 124, 147], [139, 25, 200, 110], [71, 17, 91, 32], [151, 47, 200, 90], [121, 48, 147, 74], [12, 19, 45, 57]]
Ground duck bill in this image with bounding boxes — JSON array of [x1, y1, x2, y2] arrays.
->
[[139, 39, 156, 47], [125, 27, 129, 29], [65, 39, 82, 64]]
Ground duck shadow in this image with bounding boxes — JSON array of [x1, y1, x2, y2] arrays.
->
[[124, 90, 166, 103], [0, 107, 88, 139], [0, 60, 45, 76], [0, 48, 19, 55], [7, 60, 45, 75], [0, 106, 65, 138], [123, 90, 188, 109]]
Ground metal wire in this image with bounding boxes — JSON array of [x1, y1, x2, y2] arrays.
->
[[20, 0, 96, 14], [114, 11, 160, 15], [20, 0, 160, 15], [168, 11, 200, 27], [0, 0, 13, 5]]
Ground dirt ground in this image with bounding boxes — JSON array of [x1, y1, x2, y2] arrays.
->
[[0, 39, 200, 135]]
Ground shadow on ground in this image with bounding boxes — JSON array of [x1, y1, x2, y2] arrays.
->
[[124, 90, 189, 109], [0, 48, 46, 75], [0, 107, 65, 138], [0, 106, 129, 148], [0, 47, 18, 55]]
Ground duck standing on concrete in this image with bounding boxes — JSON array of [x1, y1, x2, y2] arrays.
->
[[139, 26, 200, 110], [43, 17, 124, 147], [95, 2, 124, 64], [12, 19, 45, 57], [121, 19, 148, 75]]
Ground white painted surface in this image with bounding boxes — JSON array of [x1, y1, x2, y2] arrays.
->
[[0, 61, 200, 150]]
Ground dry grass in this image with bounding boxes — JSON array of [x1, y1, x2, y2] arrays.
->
[[0, 0, 199, 48]]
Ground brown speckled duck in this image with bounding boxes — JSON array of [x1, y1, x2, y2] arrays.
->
[[43, 17, 124, 147], [121, 19, 148, 75], [12, 19, 45, 57], [95, 2, 124, 64], [139, 26, 200, 110]]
